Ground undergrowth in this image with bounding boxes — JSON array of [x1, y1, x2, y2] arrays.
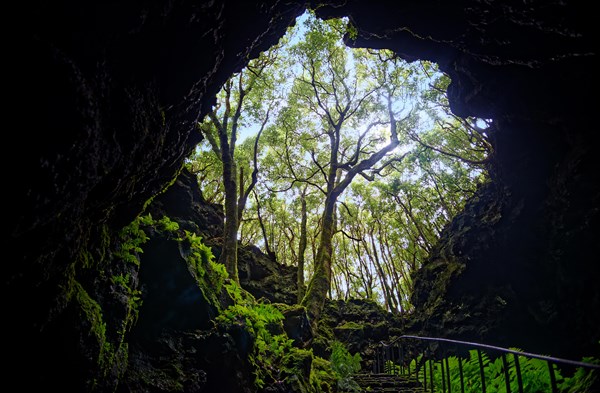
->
[[388, 349, 599, 393]]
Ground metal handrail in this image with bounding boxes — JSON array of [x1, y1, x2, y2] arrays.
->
[[373, 335, 600, 393]]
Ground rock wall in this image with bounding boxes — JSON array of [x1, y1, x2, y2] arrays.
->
[[7, 1, 304, 390], [148, 168, 298, 305]]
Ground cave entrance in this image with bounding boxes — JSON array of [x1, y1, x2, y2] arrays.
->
[[186, 10, 491, 314]]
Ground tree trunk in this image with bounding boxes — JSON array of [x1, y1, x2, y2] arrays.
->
[[254, 191, 276, 259], [221, 156, 239, 283], [297, 189, 308, 303], [301, 195, 335, 323]]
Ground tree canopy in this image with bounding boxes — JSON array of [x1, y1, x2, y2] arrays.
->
[[187, 11, 490, 322]]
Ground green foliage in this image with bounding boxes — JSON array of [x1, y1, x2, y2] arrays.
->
[[412, 349, 599, 393], [330, 341, 362, 392], [113, 215, 150, 266], [215, 294, 296, 389], [345, 20, 358, 40], [111, 273, 143, 332], [214, 282, 348, 391], [156, 215, 180, 232], [311, 356, 337, 393], [559, 357, 599, 393], [182, 230, 227, 297]]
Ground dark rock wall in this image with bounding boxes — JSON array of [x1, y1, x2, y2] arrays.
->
[[7, 0, 304, 390], [5, 0, 598, 390], [123, 167, 299, 392]]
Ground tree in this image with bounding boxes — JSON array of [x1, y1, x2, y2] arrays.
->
[[187, 12, 490, 317], [196, 47, 281, 283], [274, 16, 419, 324]]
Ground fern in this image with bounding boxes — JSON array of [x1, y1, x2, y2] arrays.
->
[[215, 293, 296, 389], [113, 215, 150, 266], [426, 348, 599, 393], [330, 341, 362, 392]]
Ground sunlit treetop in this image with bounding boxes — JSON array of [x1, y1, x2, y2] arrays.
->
[[187, 10, 491, 314]]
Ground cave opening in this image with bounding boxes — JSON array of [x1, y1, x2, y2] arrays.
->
[[186, 10, 491, 316], [8, 1, 599, 392]]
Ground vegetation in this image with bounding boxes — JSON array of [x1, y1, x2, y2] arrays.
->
[[195, 37, 285, 282], [113, 215, 150, 266], [330, 341, 362, 392], [217, 281, 330, 391], [187, 11, 489, 322], [387, 350, 599, 393]]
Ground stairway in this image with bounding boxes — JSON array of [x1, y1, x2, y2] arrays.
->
[[353, 373, 426, 392]]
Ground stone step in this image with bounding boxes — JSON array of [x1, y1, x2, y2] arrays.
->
[[353, 373, 426, 393], [353, 374, 425, 393]]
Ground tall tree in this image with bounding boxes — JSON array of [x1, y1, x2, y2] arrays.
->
[[277, 16, 417, 324], [197, 48, 281, 282], [187, 12, 490, 315]]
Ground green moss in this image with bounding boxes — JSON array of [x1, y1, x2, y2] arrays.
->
[[73, 280, 107, 349], [71, 280, 119, 378], [111, 273, 143, 334], [219, 302, 284, 387], [336, 321, 364, 330], [113, 216, 150, 266], [65, 214, 151, 388], [225, 279, 253, 304], [180, 230, 227, 308], [141, 165, 183, 212], [283, 348, 313, 380], [272, 302, 306, 315], [310, 357, 336, 393]]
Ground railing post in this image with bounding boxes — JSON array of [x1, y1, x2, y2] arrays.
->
[[445, 357, 452, 393], [441, 360, 446, 393], [430, 358, 435, 393], [547, 361, 558, 393], [501, 354, 511, 393], [424, 355, 428, 390], [397, 343, 402, 375], [513, 354, 524, 393], [390, 343, 396, 375], [458, 356, 465, 393], [477, 349, 487, 393], [400, 343, 404, 375]]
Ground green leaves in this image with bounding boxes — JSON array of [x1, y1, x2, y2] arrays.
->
[[189, 10, 490, 313], [113, 214, 150, 266], [215, 289, 296, 389], [421, 350, 599, 393], [330, 341, 362, 392]]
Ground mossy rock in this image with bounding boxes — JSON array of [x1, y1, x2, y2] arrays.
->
[[336, 321, 364, 330], [310, 356, 336, 393], [274, 303, 314, 348], [333, 321, 365, 344], [311, 335, 331, 359], [283, 348, 314, 381]]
